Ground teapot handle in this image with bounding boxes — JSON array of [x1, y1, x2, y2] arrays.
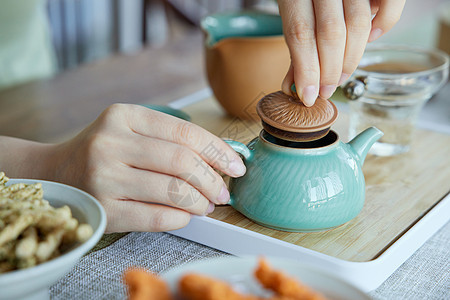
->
[[223, 140, 252, 207], [223, 140, 253, 162]]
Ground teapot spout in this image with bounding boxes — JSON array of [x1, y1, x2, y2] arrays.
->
[[348, 127, 383, 164]]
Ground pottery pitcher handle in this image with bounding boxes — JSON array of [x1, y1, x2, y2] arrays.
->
[[223, 140, 253, 162]]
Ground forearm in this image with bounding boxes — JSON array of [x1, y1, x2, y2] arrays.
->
[[0, 136, 58, 180]]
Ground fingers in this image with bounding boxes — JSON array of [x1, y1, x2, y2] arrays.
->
[[313, 0, 346, 99], [280, 0, 404, 104], [281, 64, 294, 95], [369, 0, 406, 42], [370, 0, 380, 15], [341, 0, 372, 84], [279, 0, 319, 106], [122, 135, 229, 205], [104, 200, 191, 233], [124, 105, 246, 178], [114, 166, 214, 216]]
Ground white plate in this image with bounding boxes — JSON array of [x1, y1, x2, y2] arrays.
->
[[161, 256, 370, 300]]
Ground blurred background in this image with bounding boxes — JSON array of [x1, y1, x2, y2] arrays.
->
[[47, 0, 450, 71], [46, 0, 276, 71]]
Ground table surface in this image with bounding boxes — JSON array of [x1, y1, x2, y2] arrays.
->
[[0, 29, 449, 299]]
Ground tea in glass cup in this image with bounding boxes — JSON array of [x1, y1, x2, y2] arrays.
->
[[344, 45, 449, 156]]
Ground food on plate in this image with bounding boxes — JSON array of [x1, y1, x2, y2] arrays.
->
[[0, 172, 93, 273], [124, 258, 327, 299], [255, 258, 326, 300], [179, 273, 259, 300], [124, 268, 173, 300]]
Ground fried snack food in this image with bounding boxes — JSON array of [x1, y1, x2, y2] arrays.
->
[[124, 258, 327, 300], [179, 273, 259, 300], [254, 258, 326, 300], [0, 172, 94, 273], [124, 269, 173, 300]]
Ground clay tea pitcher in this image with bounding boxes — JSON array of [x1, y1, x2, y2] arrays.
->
[[201, 12, 290, 120]]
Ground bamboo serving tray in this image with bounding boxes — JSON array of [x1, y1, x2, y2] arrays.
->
[[169, 90, 450, 292]]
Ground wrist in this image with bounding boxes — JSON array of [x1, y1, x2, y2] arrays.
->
[[0, 136, 59, 181]]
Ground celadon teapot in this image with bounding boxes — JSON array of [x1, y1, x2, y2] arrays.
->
[[224, 91, 383, 232]]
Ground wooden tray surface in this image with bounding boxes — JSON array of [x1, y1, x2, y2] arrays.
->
[[183, 97, 450, 262]]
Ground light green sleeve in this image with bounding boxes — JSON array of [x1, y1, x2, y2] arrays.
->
[[0, 0, 57, 90]]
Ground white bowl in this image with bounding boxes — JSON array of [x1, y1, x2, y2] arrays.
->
[[162, 256, 370, 300], [0, 179, 106, 300]]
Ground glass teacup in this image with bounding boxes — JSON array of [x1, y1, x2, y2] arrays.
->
[[344, 45, 449, 156]]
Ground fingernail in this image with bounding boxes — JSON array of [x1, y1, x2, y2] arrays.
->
[[338, 73, 350, 86], [302, 85, 318, 107], [319, 85, 336, 99], [368, 28, 383, 42], [206, 202, 215, 214], [217, 183, 230, 204], [229, 158, 246, 177]]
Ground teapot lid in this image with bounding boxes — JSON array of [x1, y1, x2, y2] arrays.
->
[[256, 91, 338, 142]]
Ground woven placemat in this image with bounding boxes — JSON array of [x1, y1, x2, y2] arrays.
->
[[89, 233, 130, 254], [50, 221, 449, 299]]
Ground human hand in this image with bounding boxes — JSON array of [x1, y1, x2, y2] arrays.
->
[[278, 0, 406, 106], [49, 104, 246, 233]]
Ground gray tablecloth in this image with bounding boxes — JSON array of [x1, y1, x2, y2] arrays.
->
[[50, 221, 450, 299]]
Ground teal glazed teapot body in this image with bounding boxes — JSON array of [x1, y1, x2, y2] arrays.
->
[[225, 127, 383, 232]]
